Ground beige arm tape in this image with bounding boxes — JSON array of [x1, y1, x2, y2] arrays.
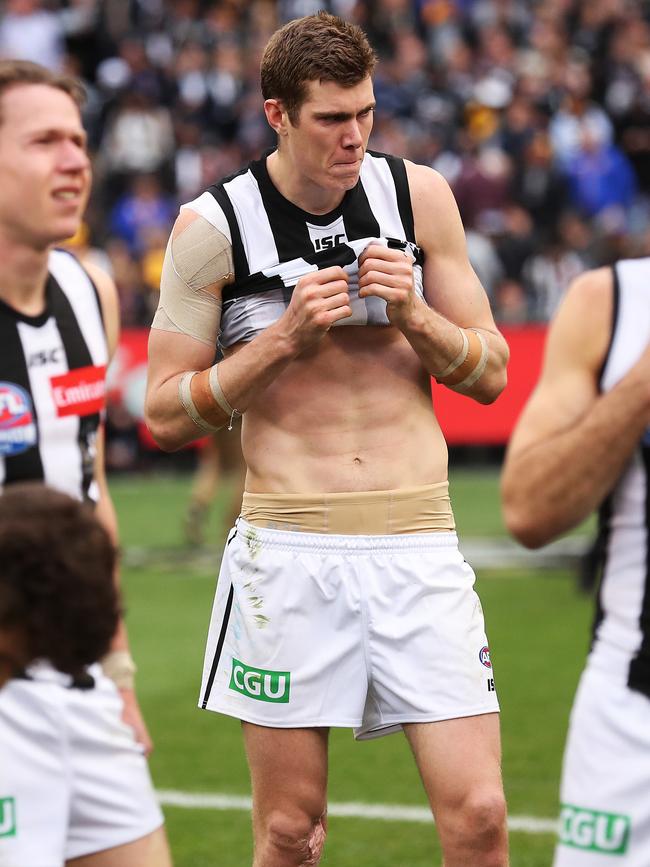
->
[[208, 365, 241, 430], [432, 327, 469, 379], [101, 650, 137, 690], [435, 328, 489, 390], [454, 330, 489, 390], [151, 212, 233, 346], [178, 371, 224, 432]]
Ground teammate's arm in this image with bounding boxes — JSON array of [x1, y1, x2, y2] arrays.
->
[[85, 262, 154, 754], [501, 268, 650, 548], [146, 209, 352, 452], [358, 162, 508, 404]]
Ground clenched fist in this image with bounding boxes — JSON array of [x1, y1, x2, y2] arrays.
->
[[358, 244, 418, 327], [282, 266, 352, 351]]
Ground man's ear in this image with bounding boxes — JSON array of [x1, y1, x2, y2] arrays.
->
[[264, 99, 289, 137]]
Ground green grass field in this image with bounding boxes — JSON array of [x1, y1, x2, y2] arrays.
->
[[111, 468, 594, 866]]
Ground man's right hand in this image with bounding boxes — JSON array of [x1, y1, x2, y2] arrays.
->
[[281, 266, 352, 351]]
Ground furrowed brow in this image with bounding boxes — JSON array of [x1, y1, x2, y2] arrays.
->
[[313, 103, 376, 122]]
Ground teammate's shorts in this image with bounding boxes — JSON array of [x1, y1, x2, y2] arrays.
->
[[554, 665, 650, 866], [199, 520, 499, 738], [0, 662, 163, 867]]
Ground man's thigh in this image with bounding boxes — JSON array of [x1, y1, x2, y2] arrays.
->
[[243, 724, 329, 822], [404, 712, 503, 811], [66, 827, 171, 867]]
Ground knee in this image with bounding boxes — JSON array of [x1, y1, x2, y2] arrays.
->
[[263, 810, 327, 866], [441, 787, 508, 861]]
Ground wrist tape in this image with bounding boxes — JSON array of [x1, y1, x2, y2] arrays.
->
[[434, 327, 488, 390], [101, 650, 137, 690], [179, 366, 241, 432]]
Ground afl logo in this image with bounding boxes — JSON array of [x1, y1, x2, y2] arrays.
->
[[479, 646, 492, 669], [0, 382, 37, 456]]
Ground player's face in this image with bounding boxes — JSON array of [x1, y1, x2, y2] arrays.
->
[[287, 77, 375, 194], [0, 84, 91, 249]]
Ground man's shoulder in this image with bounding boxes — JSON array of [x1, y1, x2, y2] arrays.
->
[[203, 150, 273, 195], [47, 248, 96, 292]]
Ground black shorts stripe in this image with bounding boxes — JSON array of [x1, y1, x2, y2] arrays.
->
[[201, 583, 234, 709], [201, 527, 238, 709]]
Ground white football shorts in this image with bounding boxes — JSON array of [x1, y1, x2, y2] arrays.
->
[[199, 520, 499, 738], [554, 664, 650, 866], [0, 663, 163, 867]]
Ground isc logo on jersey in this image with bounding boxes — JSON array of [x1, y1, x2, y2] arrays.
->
[[0, 383, 37, 456]]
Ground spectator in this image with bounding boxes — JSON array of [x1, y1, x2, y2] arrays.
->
[[0, 0, 65, 70]]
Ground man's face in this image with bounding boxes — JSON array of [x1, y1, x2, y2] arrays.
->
[[0, 84, 91, 250], [284, 76, 375, 194]]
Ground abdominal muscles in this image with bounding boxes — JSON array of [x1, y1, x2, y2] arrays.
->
[[241, 326, 449, 494]]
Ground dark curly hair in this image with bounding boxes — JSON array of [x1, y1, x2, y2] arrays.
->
[[0, 484, 120, 678]]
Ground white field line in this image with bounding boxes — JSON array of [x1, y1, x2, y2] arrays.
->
[[156, 789, 558, 835]]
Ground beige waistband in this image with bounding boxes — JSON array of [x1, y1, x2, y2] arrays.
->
[[240, 482, 455, 535]]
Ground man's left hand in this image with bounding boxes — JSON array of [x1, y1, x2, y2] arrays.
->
[[358, 243, 421, 328]]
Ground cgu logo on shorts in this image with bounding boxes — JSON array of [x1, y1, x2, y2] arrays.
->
[[559, 803, 630, 855], [229, 658, 291, 703], [0, 383, 37, 456], [50, 365, 106, 418], [0, 797, 16, 838]]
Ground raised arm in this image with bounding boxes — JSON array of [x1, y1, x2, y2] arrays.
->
[[358, 163, 508, 404], [501, 267, 650, 548], [146, 207, 353, 451]]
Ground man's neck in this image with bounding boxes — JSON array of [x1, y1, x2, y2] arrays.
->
[[0, 233, 51, 316], [266, 150, 346, 216]]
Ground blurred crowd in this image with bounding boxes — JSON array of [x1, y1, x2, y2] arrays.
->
[[2, 0, 650, 328]]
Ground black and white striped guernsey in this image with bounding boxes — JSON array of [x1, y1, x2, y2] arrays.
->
[[592, 256, 650, 698], [0, 248, 108, 503], [184, 149, 426, 349]]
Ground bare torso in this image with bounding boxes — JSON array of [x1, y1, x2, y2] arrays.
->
[[236, 325, 448, 493]]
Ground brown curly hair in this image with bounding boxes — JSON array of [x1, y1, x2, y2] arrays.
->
[[260, 11, 377, 124], [0, 484, 120, 677]]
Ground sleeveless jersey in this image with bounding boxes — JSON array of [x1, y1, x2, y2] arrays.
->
[[592, 256, 650, 698], [0, 249, 108, 503], [184, 149, 426, 348]]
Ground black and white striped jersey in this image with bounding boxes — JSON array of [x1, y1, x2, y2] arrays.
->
[[183, 149, 425, 349], [592, 256, 650, 698], [0, 249, 108, 503]]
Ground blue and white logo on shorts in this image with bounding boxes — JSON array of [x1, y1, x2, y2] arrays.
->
[[479, 646, 492, 668], [0, 383, 37, 456]]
